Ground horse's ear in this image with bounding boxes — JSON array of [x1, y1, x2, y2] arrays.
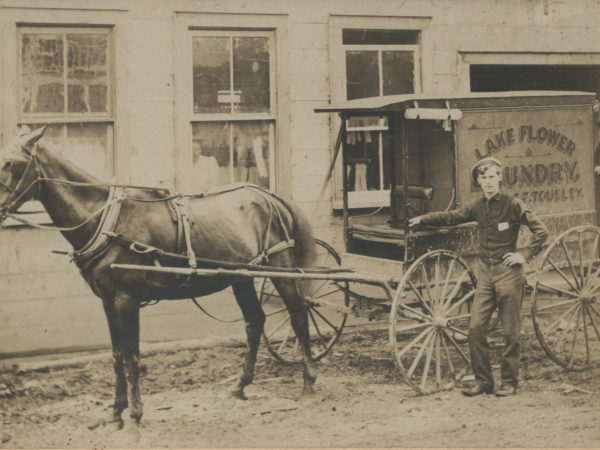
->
[[21, 124, 49, 155]]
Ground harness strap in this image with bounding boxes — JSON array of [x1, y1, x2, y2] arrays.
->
[[172, 195, 197, 268], [248, 239, 295, 265], [71, 187, 125, 268]]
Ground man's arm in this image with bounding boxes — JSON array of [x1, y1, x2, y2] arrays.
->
[[516, 199, 549, 262], [409, 204, 474, 228]]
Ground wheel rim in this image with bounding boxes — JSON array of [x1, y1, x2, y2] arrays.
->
[[259, 239, 349, 364], [390, 250, 476, 394], [531, 225, 600, 371]]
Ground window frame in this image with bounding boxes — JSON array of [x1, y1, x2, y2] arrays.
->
[[187, 28, 278, 191], [341, 42, 421, 208], [328, 15, 430, 210], [16, 25, 115, 179]]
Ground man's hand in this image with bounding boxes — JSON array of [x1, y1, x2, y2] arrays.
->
[[503, 252, 525, 266], [409, 216, 422, 228]]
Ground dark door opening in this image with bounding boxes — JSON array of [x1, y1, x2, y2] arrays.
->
[[470, 64, 600, 95]]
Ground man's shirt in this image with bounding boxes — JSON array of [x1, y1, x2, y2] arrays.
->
[[419, 192, 548, 263]]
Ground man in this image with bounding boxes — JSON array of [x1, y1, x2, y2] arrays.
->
[[409, 157, 548, 397]]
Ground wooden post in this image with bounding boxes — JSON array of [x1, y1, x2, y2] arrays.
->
[[340, 114, 349, 250]]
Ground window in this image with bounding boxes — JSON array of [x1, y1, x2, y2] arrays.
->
[[18, 27, 114, 178], [341, 28, 420, 207], [190, 31, 275, 193]]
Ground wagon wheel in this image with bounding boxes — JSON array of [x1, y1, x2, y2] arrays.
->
[[531, 226, 600, 371], [258, 239, 349, 364], [390, 250, 476, 394]]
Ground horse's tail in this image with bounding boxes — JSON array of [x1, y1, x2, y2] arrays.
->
[[280, 199, 317, 270]]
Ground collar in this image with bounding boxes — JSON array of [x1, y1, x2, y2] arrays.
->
[[483, 191, 502, 203]]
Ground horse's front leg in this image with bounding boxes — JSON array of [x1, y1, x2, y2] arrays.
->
[[113, 291, 143, 425], [101, 299, 128, 429], [230, 280, 266, 399]]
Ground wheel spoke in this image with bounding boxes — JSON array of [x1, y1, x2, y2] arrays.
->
[[407, 329, 435, 378], [397, 327, 432, 359], [540, 302, 579, 337], [434, 255, 441, 307], [394, 321, 431, 334], [579, 231, 585, 288], [311, 288, 342, 301], [407, 279, 435, 317], [309, 304, 340, 333], [307, 308, 327, 350], [444, 288, 476, 316], [277, 325, 295, 353], [439, 257, 457, 307], [419, 330, 436, 389], [534, 298, 579, 312], [440, 332, 456, 377], [586, 233, 599, 281], [441, 328, 470, 364], [419, 263, 435, 305], [441, 270, 470, 310], [266, 313, 291, 340], [536, 281, 579, 298], [566, 306, 582, 368], [544, 256, 580, 293], [581, 306, 591, 365], [561, 239, 582, 290], [446, 312, 471, 323], [395, 301, 432, 322], [585, 305, 600, 342], [435, 331, 442, 388]]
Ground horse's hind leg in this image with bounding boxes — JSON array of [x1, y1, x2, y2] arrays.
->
[[230, 279, 266, 400], [272, 278, 317, 397]]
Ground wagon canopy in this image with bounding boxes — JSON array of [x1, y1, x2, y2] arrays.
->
[[315, 90, 596, 115]]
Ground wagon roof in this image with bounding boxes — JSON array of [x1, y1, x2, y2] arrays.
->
[[314, 90, 597, 114]]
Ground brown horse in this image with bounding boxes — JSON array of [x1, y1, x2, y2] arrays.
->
[[0, 125, 318, 428]]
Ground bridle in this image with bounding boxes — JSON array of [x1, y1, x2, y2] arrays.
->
[[0, 141, 42, 223]]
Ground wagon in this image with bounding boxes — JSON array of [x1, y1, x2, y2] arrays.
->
[[254, 90, 600, 393], [113, 91, 600, 396]]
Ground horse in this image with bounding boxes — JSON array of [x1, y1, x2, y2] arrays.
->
[[0, 125, 319, 429]]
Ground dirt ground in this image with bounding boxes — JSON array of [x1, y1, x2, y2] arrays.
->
[[1, 325, 599, 449]]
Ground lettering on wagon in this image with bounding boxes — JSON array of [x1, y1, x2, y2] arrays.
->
[[473, 124, 576, 159]]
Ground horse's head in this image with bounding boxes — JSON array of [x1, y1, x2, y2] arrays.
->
[[0, 124, 48, 220]]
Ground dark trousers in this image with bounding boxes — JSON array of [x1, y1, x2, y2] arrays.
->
[[469, 261, 524, 388]]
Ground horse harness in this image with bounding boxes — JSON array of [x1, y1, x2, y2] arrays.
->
[[71, 185, 296, 274]]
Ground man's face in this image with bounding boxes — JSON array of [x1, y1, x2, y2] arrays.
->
[[477, 165, 502, 198]]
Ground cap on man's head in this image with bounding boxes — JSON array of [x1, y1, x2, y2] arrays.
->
[[471, 156, 502, 182]]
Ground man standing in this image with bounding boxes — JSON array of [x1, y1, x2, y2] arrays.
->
[[409, 157, 548, 396]]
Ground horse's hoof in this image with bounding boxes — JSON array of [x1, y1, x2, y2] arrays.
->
[[230, 388, 248, 400], [121, 419, 142, 442], [298, 392, 318, 407], [88, 417, 123, 431]]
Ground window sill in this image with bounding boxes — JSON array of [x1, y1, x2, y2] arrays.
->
[[333, 190, 390, 210]]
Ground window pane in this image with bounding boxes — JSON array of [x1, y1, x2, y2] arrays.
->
[[25, 123, 109, 178], [346, 51, 379, 100], [192, 121, 272, 191], [233, 37, 270, 113], [345, 131, 381, 191], [382, 51, 414, 95], [67, 34, 109, 113], [193, 37, 231, 113], [21, 34, 64, 113], [192, 122, 232, 192], [232, 121, 270, 187]]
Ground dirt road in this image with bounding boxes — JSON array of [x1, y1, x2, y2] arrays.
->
[[1, 327, 599, 448]]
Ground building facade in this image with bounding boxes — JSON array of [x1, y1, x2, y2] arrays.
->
[[1, 0, 600, 355]]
